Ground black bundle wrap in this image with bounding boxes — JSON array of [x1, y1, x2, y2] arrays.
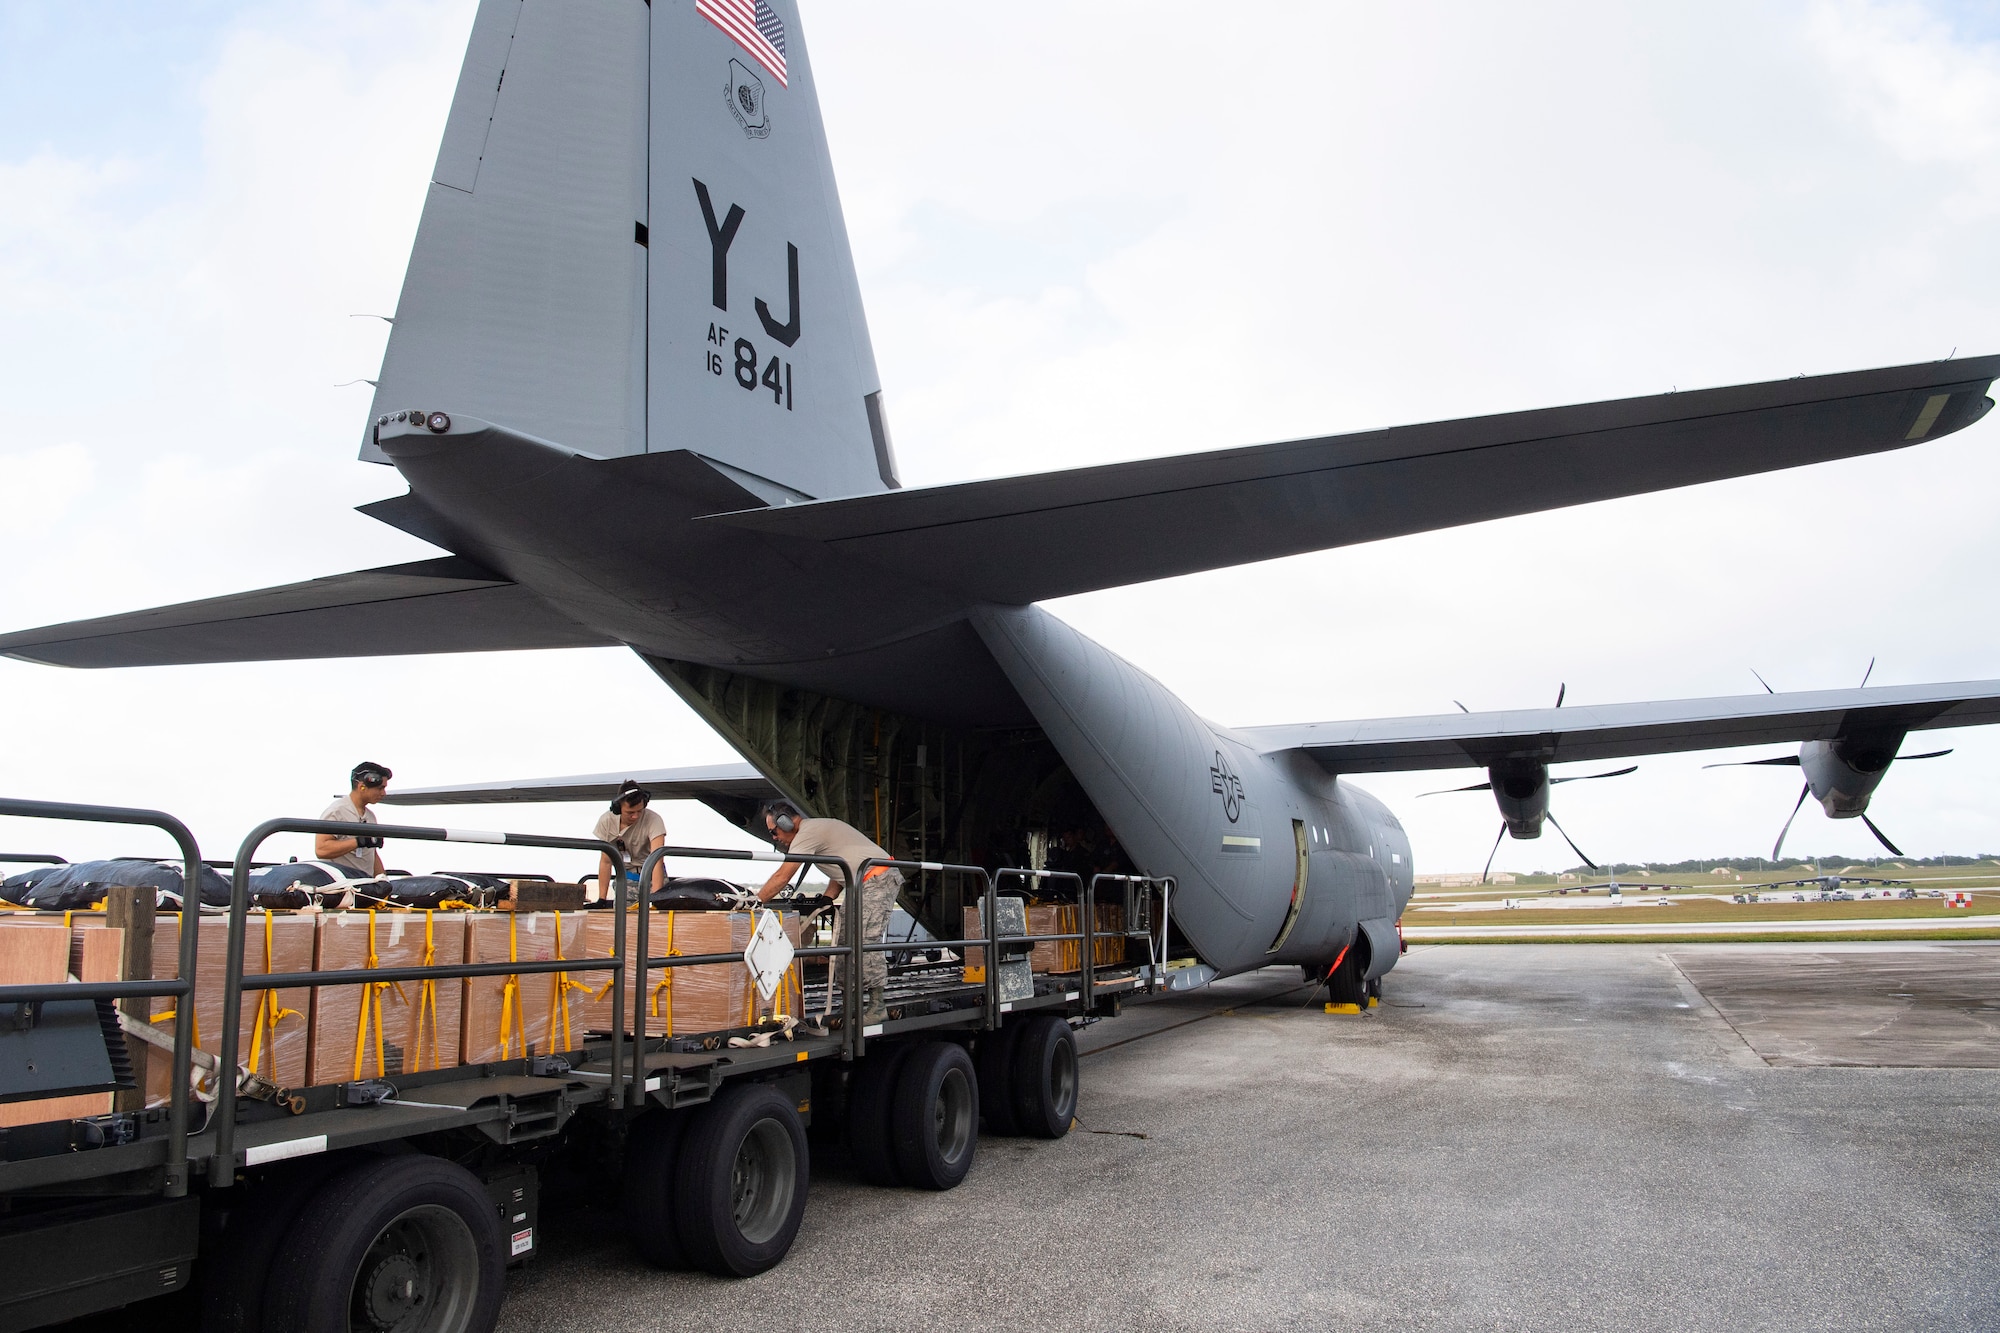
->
[[15, 858, 231, 911]]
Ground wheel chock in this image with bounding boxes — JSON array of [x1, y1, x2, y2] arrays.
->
[[1367, 997, 1378, 1008], [1324, 1002, 1362, 1015]]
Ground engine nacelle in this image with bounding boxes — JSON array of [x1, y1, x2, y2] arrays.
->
[[1489, 758, 1550, 838], [1802, 732, 1902, 818]]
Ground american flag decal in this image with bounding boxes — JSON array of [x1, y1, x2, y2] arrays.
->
[[698, 0, 788, 88]]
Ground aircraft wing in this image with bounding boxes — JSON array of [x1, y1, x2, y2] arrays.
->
[[382, 762, 778, 807], [706, 358, 1998, 604], [0, 557, 615, 667], [1240, 680, 2000, 775]]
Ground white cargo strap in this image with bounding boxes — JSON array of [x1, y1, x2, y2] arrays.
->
[[119, 1009, 288, 1105]]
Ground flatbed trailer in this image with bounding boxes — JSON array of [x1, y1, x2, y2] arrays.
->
[[0, 797, 1177, 1333]]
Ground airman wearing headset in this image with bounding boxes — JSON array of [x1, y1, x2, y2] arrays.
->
[[592, 781, 667, 902], [756, 802, 900, 1022]]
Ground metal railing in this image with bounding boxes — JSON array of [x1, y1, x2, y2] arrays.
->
[[854, 859, 996, 1045], [213, 818, 629, 1183], [631, 845, 854, 1074], [0, 798, 203, 1196]]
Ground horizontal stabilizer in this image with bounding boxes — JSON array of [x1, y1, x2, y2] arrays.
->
[[0, 557, 614, 668], [1244, 680, 2000, 774], [383, 763, 777, 807], [708, 358, 1998, 604]]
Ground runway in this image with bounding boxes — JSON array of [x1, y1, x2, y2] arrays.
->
[[499, 943, 2000, 1332], [1402, 913, 2000, 939]]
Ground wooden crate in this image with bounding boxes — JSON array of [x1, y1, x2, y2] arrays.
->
[[461, 912, 593, 1064], [0, 922, 123, 1127], [145, 914, 314, 1104], [311, 910, 468, 1084], [962, 902, 1126, 975], [578, 910, 802, 1038]]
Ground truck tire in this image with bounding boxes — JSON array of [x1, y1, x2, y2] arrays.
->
[[844, 1041, 912, 1186], [974, 1022, 1022, 1136], [890, 1041, 979, 1190], [199, 1155, 346, 1333], [1009, 1016, 1078, 1139], [673, 1083, 809, 1277], [262, 1154, 503, 1333], [620, 1110, 693, 1270]]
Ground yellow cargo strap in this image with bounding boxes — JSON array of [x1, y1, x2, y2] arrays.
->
[[351, 911, 396, 1079], [496, 913, 527, 1059], [546, 910, 591, 1053], [397, 911, 443, 1073], [246, 913, 301, 1078], [649, 911, 680, 1036]]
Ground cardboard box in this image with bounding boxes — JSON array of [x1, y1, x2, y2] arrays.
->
[[461, 911, 593, 1064], [311, 909, 468, 1084], [578, 909, 802, 1038], [145, 914, 314, 1104], [0, 922, 123, 1127]]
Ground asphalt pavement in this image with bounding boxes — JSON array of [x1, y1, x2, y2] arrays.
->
[[500, 944, 2000, 1332]]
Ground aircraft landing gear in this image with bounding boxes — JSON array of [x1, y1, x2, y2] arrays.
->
[[1319, 944, 1377, 1011]]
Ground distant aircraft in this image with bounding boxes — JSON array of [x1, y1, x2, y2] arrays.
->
[[1750, 873, 1912, 901], [1706, 663, 1954, 859], [5, 2, 2000, 1006]]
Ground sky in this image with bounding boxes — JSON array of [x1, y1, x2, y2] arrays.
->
[[2, 1, 1999, 879]]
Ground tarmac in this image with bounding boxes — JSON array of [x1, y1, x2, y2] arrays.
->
[[499, 942, 2000, 1332]]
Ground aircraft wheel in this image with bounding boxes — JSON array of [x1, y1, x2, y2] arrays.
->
[[262, 1154, 503, 1333], [674, 1083, 810, 1277], [1324, 945, 1368, 1007], [844, 1042, 913, 1186], [974, 1022, 1023, 1135], [620, 1110, 693, 1270], [1008, 1015, 1078, 1139], [891, 1041, 979, 1189]]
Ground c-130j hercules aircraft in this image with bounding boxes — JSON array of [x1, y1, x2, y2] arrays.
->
[[6, 0, 2000, 1003]]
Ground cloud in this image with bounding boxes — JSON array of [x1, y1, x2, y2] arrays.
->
[[3, 2, 1999, 875]]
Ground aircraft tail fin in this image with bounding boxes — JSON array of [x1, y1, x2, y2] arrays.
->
[[367, 0, 894, 500]]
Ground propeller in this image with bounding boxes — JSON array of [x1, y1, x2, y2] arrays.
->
[[1771, 782, 1811, 862], [1420, 778, 1493, 797], [1861, 814, 1903, 858], [1704, 755, 1801, 769], [1480, 822, 1507, 883], [1550, 765, 1637, 785], [1544, 813, 1596, 870]]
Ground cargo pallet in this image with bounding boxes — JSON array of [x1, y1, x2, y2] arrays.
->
[[0, 796, 1174, 1332]]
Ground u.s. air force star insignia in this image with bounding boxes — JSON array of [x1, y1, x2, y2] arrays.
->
[[1210, 751, 1244, 823], [726, 58, 770, 139]]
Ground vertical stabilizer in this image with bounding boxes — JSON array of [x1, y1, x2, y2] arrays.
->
[[365, 0, 650, 462], [647, 1, 894, 498]]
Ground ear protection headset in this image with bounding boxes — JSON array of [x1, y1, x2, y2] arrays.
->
[[764, 802, 801, 834], [610, 781, 651, 813]]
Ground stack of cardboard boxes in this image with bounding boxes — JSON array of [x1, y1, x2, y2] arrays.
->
[[0, 903, 800, 1125]]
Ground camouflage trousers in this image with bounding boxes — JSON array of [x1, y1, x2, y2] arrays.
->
[[832, 867, 901, 1014]]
